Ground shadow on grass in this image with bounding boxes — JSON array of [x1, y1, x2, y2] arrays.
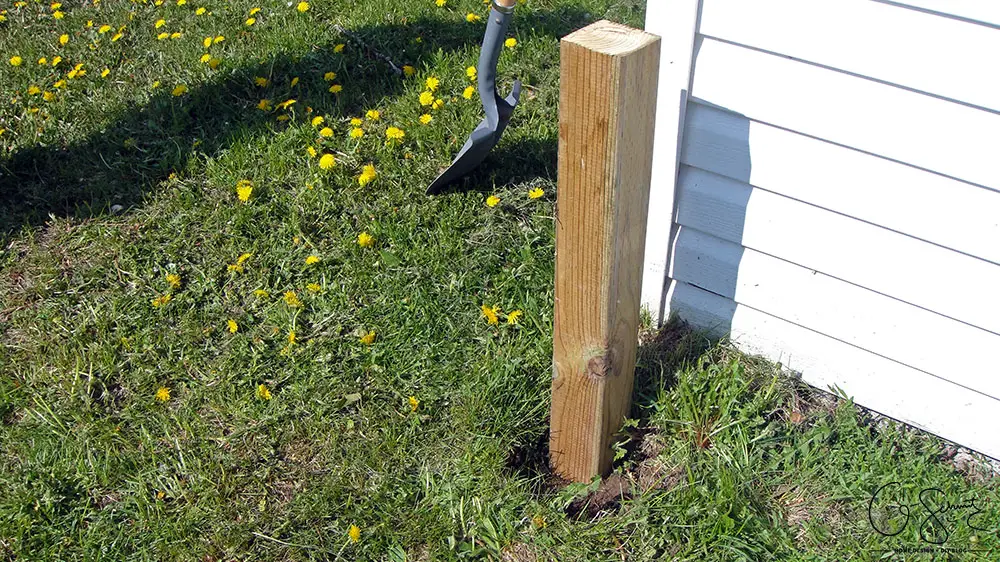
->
[[0, 7, 591, 244]]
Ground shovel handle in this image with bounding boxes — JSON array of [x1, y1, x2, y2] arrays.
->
[[495, 0, 517, 6]]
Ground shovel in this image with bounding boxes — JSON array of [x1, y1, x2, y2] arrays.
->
[[426, 0, 521, 194]]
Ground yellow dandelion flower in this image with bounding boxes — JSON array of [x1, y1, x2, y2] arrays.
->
[[486, 195, 500, 207], [323, 71, 336, 81], [333, 43, 345, 53], [52, 10, 64, 19], [276, 98, 295, 109], [385, 126, 405, 141], [101, 68, 110, 78], [172, 84, 188, 96], [236, 252, 253, 265], [59, 34, 69, 45], [157, 32, 169, 40], [166, 273, 181, 288], [200, 53, 212, 63], [507, 309, 523, 324], [151, 293, 173, 307], [99, 24, 111, 34], [214, 35, 224, 43], [154, 18, 166, 28], [43, 91, 56, 101], [38, 57, 48, 65], [53, 79, 66, 89], [284, 291, 302, 308], [257, 99, 272, 111], [306, 282, 322, 293], [228, 319, 238, 333], [357, 232, 374, 248], [287, 330, 297, 344], [249, 7, 261, 15], [328, 84, 342, 94], [196, 7, 206, 15], [9, 56, 23, 67], [253, 289, 269, 298], [50, 2, 62, 10], [305, 255, 320, 265], [481, 304, 500, 325], [111, 32, 123, 42], [296, 1, 309, 12], [463, 86, 476, 99], [408, 395, 419, 411], [155, 387, 171, 401], [27, 85, 41, 95], [466, 66, 477, 80], [358, 164, 377, 186], [319, 127, 333, 138], [436, 0, 446, 6], [51, 56, 61, 66], [402, 65, 415, 77], [365, 109, 380, 121], [419, 114, 433, 125], [419, 91, 434, 106], [528, 187, 544, 199], [311, 116, 324, 127], [306, 146, 317, 157], [227, 263, 244, 273], [466, 13, 481, 22], [348, 524, 361, 543], [350, 117, 363, 126], [203, 36, 212, 48], [360, 331, 375, 345], [290, 77, 298, 86], [425, 76, 440, 91], [432, 98, 445, 110], [170, 32, 182, 39], [177, 0, 186, 5], [208, 57, 221, 69], [505, 37, 517, 48], [349, 127, 364, 139], [236, 181, 253, 202], [318, 153, 336, 170], [256, 384, 272, 400]]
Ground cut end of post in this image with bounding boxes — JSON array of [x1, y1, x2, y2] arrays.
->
[[561, 20, 660, 57]]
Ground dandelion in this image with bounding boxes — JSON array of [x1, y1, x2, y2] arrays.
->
[[323, 71, 336, 81], [306, 146, 317, 157], [157, 32, 169, 40], [358, 164, 377, 186], [333, 43, 345, 53], [432, 98, 445, 110], [151, 293, 173, 307], [208, 58, 220, 69], [328, 84, 342, 94], [349, 127, 364, 139], [38, 57, 48, 65], [203, 36, 212, 48], [253, 289, 269, 298], [311, 116, 324, 127], [287, 330, 297, 344], [101, 68, 110, 78], [154, 18, 166, 28], [155, 387, 171, 402], [196, 7, 206, 15], [463, 86, 476, 99], [466, 12, 481, 22], [419, 91, 434, 106], [51, 56, 61, 66], [466, 66, 477, 80], [257, 99, 272, 111], [365, 109, 380, 121], [237, 253, 253, 265], [319, 127, 333, 138], [419, 114, 433, 125], [228, 319, 239, 333], [486, 195, 500, 207], [481, 304, 500, 325], [305, 255, 320, 265], [436, 0, 446, 6], [348, 524, 361, 543], [360, 330, 375, 345], [276, 99, 296, 110], [528, 187, 544, 199], [99, 24, 111, 34], [52, 10, 63, 19], [408, 395, 419, 411], [214, 35, 224, 43], [306, 283, 322, 293], [43, 91, 56, 101], [9, 56, 22, 67], [385, 127, 405, 141], [177, 0, 186, 5], [172, 84, 188, 96], [425, 76, 440, 91], [505, 37, 517, 48], [284, 291, 302, 308], [166, 273, 181, 288], [249, 7, 261, 15], [351, 117, 363, 126], [59, 34, 69, 45], [507, 309, 523, 324], [402, 65, 415, 77], [236, 179, 253, 202], [170, 32, 182, 39], [112, 32, 123, 42], [256, 384, 272, 400], [53, 79, 67, 89], [318, 153, 336, 170], [290, 77, 298, 86], [296, 1, 309, 12], [357, 232, 374, 248], [27, 86, 41, 95]]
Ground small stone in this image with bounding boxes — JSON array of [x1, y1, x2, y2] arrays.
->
[[110, 204, 124, 214]]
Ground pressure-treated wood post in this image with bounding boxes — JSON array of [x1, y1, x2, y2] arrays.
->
[[550, 21, 661, 482]]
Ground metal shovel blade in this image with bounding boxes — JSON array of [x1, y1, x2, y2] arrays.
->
[[427, 1, 520, 195]]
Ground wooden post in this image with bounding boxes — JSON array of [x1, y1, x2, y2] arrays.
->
[[550, 21, 661, 482]]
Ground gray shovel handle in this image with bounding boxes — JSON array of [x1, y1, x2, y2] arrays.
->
[[478, 1, 518, 131]]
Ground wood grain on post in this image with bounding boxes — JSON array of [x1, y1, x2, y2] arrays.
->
[[550, 21, 661, 482]]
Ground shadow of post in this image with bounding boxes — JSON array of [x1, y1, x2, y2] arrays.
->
[[0, 7, 593, 244]]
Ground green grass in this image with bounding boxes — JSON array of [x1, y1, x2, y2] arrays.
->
[[1, 0, 998, 560]]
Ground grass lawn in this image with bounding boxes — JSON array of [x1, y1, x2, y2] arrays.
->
[[1, 0, 999, 560]]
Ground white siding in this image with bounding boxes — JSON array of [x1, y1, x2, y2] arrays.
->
[[646, 0, 1000, 458]]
